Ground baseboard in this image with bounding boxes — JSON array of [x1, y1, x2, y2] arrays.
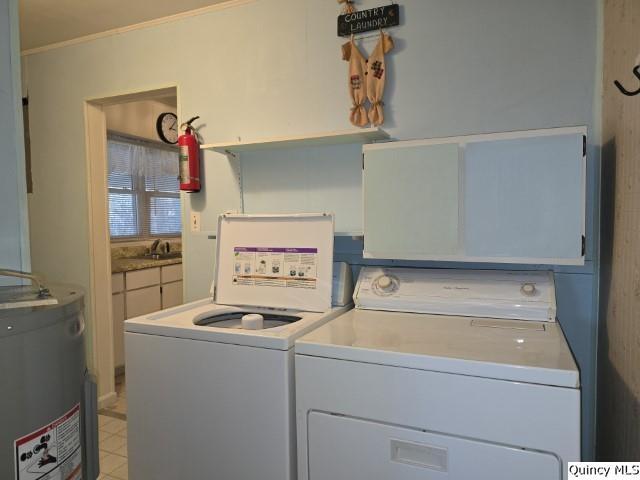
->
[[98, 391, 118, 410]]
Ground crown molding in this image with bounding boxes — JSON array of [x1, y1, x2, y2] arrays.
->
[[21, 0, 256, 56]]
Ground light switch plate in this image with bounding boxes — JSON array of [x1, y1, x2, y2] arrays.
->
[[190, 212, 201, 232]]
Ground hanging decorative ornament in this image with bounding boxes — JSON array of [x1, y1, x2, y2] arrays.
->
[[366, 31, 394, 126], [342, 37, 368, 127], [337, 0, 357, 15], [337, 4, 399, 127], [342, 31, 394, 127]]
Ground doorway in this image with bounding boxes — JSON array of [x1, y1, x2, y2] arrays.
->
[[84, 85, 182, 476]]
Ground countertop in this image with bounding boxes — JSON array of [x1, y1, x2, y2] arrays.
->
[[111, 256, 182, 274]]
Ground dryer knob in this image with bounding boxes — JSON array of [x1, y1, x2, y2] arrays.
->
[[377, 276, 393, 289]]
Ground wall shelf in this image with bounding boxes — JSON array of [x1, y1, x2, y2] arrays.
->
[[201, 127, 389, 154]]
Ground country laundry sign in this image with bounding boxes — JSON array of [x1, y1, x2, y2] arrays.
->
[[338, 4, 400, 37]]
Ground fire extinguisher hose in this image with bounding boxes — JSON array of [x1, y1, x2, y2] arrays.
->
[[180, 116, 200, 133]]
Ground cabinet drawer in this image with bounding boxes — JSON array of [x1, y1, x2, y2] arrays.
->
[[126, 267, 160, 290], [162, 281, 183, 309], [126, 285, 161, 318], [161, 264, 183, 284], [111, 273, 125, 293]]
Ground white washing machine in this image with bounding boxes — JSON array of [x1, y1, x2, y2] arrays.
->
[[296, 266, 581, 480], [125, 213, 353, 480]]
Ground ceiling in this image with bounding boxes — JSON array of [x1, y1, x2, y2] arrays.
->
[[19, 0, 231, 51]]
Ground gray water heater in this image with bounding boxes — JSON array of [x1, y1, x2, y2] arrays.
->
[[0, 279, 99, 480]]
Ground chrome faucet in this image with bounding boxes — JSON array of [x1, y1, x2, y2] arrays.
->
[[150, 239, 162, 254]]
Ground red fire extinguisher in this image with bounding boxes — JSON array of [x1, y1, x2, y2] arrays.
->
[[178, 116, 201, 192]]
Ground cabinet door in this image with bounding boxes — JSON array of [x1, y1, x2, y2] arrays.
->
[[162, 281, 183, 309], [112, 293, 125, 368], [364, 143, 461, 259], [126, 285, 161, 318], [464, 134, 584, 262], [362, 129, 585, 265]]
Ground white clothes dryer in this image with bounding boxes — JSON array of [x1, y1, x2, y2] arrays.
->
[[295, 266, 580, 480], [125, 213, 352, 480]]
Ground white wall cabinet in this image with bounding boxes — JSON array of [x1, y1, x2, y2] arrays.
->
[[111, 264, 183, 368], [363, 127, 586, 265]]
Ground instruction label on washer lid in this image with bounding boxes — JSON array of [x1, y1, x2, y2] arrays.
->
[[232, 247, 318, 289], [14, 404, 82, 480]]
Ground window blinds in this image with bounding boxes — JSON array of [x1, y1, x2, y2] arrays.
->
[[107, 134, 181, 239]]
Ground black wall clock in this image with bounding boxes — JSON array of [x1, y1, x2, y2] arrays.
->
[[156, 112, 178, 144]]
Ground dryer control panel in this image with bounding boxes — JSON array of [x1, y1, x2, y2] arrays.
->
[[354, 267, 556, 322]]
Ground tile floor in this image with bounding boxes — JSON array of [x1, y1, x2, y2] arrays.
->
[[98, 377, 128, 480]]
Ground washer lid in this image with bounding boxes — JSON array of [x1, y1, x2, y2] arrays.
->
[[214, 213, 334, 312], [354, 267, 557, 322]]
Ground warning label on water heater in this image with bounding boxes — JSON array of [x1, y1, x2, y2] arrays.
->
[[14, 404, 82, 480], [232, 246, 318, 289]]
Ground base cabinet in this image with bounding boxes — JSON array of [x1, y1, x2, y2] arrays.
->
[[112, 264, 183, 369]]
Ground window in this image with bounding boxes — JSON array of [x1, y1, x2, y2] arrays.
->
[[108, 134, 181, 239]]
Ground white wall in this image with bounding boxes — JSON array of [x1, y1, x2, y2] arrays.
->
[[27, 0, 600, 295], [0, 0, 29, 283], [24, 0, 601, 456], [105, 98, 177, 142]]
